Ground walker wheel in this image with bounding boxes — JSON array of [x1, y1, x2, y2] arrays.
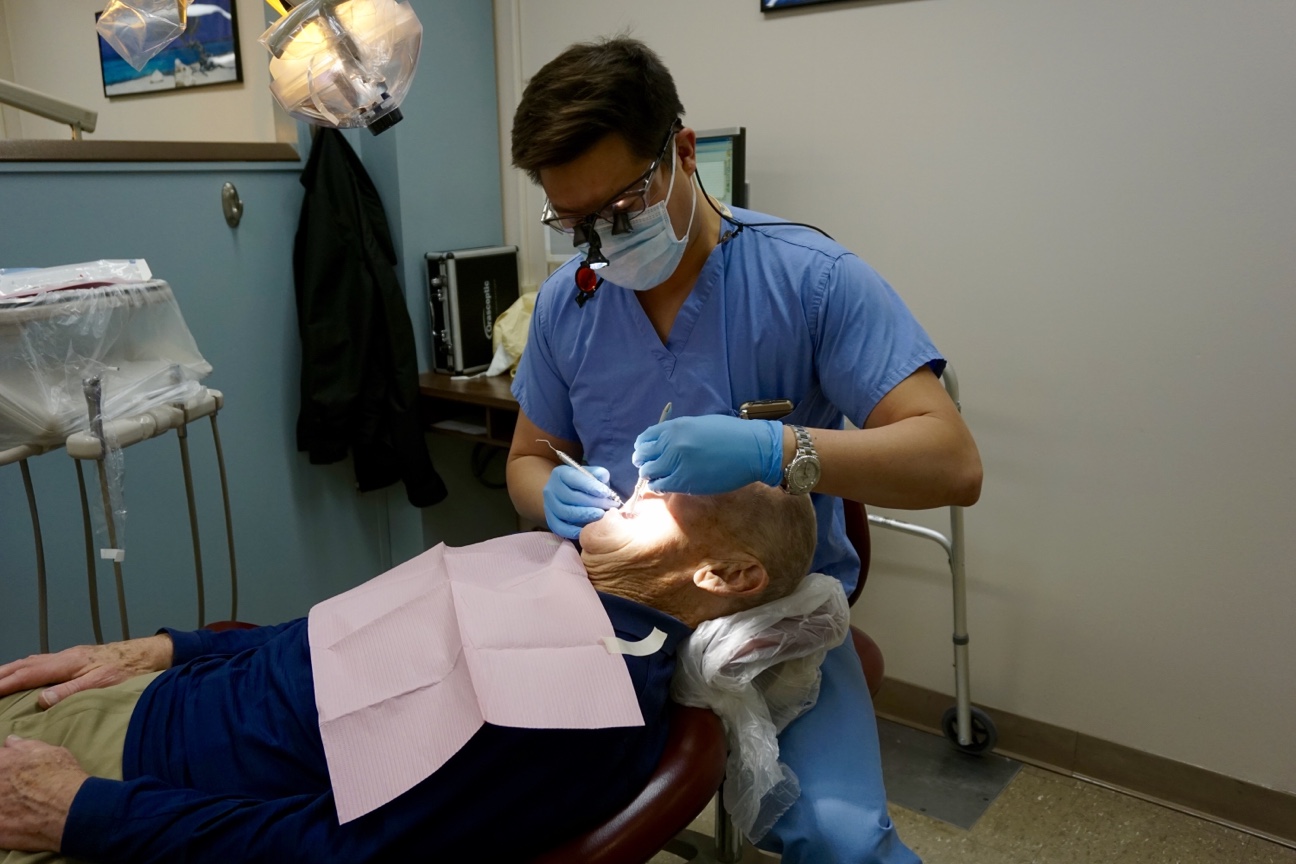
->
[[941, 705, 998, 755]]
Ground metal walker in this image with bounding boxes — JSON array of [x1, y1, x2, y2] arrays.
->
[[867, 363, 997, 754]]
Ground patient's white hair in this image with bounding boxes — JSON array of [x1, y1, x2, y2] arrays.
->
[[690, 484, 817, 608]]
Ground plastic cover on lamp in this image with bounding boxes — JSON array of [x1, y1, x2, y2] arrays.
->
[[260, 0, 422, 135], [95, 0, 189, 73]]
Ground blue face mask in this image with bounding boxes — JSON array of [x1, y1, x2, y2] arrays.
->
[[582, 147, 697, 292]]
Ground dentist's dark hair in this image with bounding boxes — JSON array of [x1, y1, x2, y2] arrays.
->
[[512, 35, 685, 183]]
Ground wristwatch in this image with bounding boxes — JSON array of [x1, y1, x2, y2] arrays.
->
[[781, 425, 821, 495]]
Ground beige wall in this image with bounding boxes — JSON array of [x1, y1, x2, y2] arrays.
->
[[0, 0, 278, 141], [0, 1, 16, 136], [497, 0, 1296, 795]]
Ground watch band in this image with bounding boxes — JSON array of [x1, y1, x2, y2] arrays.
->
[[781, 425, 820, 494], [791, 425, 814, 458]]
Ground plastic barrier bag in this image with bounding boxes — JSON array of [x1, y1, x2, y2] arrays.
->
[[80, 377, 131, 563], [96, 0, 190, 73], [493, 291, 534, 378], [0, 280, 210, 451], [671, 573, 850, 842], [449, 292, 534, 381], [0, 259, 153, 299], [0, 279, 212, 558]]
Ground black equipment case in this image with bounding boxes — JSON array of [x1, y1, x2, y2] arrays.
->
[[425, 246, 520, 375]]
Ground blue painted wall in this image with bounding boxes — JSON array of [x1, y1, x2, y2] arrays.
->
[[351, 0, 518, 563], [0, 0, 514, 660]]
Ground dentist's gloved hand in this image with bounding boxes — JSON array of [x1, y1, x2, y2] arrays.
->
[[633, 415, 784, 496], [543, 464, 619, 539]]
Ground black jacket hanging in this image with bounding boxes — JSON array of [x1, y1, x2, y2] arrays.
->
[[293, 128, 446, 507]]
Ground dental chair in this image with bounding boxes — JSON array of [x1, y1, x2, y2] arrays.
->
[[206, 500, 883, 864], [528, 498, 882, 864]]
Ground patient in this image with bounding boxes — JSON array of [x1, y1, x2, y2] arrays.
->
[[0, 483, 814, 864]]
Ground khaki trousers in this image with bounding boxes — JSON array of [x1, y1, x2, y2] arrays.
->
[[0, 672, 159, 864]]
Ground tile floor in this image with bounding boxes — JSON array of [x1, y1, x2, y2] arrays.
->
[[651, 765, 1296, 863]]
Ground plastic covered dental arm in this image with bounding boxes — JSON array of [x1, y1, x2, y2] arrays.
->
[[670, 573, 850, 842], [0, 278, 211, 453]]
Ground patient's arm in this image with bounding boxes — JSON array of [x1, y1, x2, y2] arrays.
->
[[0, 622, 300, 711], [161, 620, 300, 666], [0, 635, 173, 709], [63, 780, 381, 864], [58, 721, 665, 864]]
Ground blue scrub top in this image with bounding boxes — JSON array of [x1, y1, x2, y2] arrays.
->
[[514, 207, 943, 593]]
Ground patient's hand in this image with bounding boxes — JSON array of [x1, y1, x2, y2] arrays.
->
[[0, 634, 173, 709], [0, 736, 88, 853]]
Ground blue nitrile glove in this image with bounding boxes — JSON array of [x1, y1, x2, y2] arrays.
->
[[632, 415, 784, 495], [543, 464, 619, 539]]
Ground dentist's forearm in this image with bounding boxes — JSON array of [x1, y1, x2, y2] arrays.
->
[[786, 418, 982, 509], [506, 453, 556, 524]]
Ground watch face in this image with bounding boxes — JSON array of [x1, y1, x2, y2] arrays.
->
[[788, 457, 821, 492]]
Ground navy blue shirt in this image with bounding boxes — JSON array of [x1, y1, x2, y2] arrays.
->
[[61, 593, 690, 864]]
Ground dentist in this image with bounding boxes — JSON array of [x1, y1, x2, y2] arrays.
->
[[505, 36, 981, 863]]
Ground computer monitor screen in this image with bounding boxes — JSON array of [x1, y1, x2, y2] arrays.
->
[[694, 126, 747, 208]]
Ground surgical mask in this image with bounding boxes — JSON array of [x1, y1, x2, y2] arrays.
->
[[583, 148, 697, 292]]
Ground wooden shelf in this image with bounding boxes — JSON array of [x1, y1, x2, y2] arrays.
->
[[419, 372, 519, 449]]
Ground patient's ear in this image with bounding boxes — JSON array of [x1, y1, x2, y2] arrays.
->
[[693, 559, 769, 598]]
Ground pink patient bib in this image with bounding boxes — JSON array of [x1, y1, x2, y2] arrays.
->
[[308, 532, 645, 823]]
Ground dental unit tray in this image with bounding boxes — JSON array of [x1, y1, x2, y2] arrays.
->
[[0, 279, 211, 452], [1, 279, 237, 654]]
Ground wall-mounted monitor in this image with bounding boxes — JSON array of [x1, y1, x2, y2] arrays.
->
[[694, 126, 747, 208]]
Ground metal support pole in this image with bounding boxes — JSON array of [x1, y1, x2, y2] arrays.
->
[[714, 790, 743, 863], [949, 504, 972, 746], [942, 363, 974, 746], [84, 376, 129, 640], [74, 460, 105, 645], [95, 456, 130, 640], [209, 413, 239, 621], [177, 423, 206, 628], [943, 362, 962, 411], [19, 459, 49, 653]]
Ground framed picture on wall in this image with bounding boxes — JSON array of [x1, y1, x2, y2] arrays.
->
[[761, 0, 853, 10], [96, 0, 243, 98]]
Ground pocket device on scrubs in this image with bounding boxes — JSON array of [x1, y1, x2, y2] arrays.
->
[[738, 399, 794, 421]]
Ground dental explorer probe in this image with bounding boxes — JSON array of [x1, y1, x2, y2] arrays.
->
[[625, 402, 673, 516], [537, 440, 624, 507]]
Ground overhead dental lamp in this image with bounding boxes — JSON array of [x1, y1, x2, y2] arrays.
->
[[260, 0, 422, 135], [94, 0, 422, 135]]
